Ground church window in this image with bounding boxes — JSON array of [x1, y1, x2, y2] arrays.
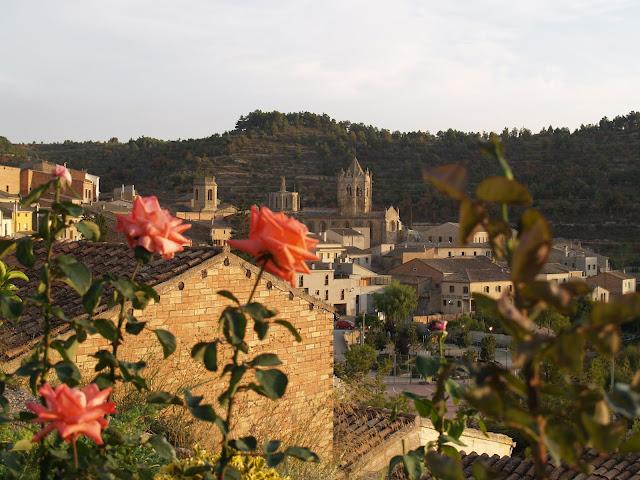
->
[[347, 185, 352, 196], [356, 187, 362, 197], [195, 189, 199, 201], [208, 189, 213, 201], [321, 221, 327, 232]]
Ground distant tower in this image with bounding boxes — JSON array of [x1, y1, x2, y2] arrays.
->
[[267, 176, 300, 212], [192, 176, 218, 212], [337, 157, 372, 216]]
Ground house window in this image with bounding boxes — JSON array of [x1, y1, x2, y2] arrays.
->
[[195, 189, 199, 200], [457, 301, 461, 308], [443, 300, 447, 307], [463, 286, 469, 294], [324, 274, 329, 285], [5, 185, 8, 192], [340, 289, 345, 300], [461, 252, 465, 256], [325, 290, 329, 300], [473, 251, 477, 256], [207, 189, 213, 201], [496, 285, 502, 292], [438, 236, 442, 242], [298, 276, 304, 288], [315, 290, 320, 296], [449, 285, 455, 293], [484, 286, 489, 293], [448, 251, 452, 257], [508, 285, 513, 292], [448, 236, 453, 243], [428, 236, 433, 242]]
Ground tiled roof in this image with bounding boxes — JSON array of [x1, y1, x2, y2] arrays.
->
[[329, 228, 364, 237], [1, 241, 222, 361], [391, 449, 640, 479], [540, 262, 574, 274], [334, 403, 416, 471], [604, 270, 636, 280], [344, 245, 367, 255]]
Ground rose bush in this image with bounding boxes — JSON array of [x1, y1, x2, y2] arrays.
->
[[0, 174, 318, 479]]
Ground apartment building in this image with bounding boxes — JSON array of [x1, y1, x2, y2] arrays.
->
[[587, 271, 636, 301], [413, 222, 490, 245], [536, 263, 585, 283], [549, 241, 610, 277], [381, 242, 493, 271]]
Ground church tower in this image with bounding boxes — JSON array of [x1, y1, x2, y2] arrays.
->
[[337, 157, 372, 216], [267, 176, 300, 212], [192, 176, 218, 212]]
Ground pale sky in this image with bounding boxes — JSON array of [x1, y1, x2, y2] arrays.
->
[[2, 0, 639, 142]]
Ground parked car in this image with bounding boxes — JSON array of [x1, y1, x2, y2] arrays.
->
[[335, 319, 355, 330]]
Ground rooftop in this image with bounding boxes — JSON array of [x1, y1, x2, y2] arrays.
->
[[329, 228, 364, 237]]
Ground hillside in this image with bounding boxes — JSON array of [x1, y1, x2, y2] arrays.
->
[[2, 111, 640, 263]]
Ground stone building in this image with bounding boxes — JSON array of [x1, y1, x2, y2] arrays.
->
[[389, 256, 512, 315], [297, 158, 402, 246], [1, 242, 334, 455], [267, 176, 300, 212], [587, 270, 637, 301]]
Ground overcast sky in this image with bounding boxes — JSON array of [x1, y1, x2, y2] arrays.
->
[[2, 0, 639, 142]]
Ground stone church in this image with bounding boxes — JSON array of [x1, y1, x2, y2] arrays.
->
[[287, 157, 403, 246]]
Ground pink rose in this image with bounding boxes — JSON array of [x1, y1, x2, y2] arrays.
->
[[26, 383, 116, 445], [228, 205, 319, 286], [52, 164, 72, 188], [116, 195, 191, 259]]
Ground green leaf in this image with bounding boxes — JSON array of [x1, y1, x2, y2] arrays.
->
[[274, 319, 302, 342], [265, 440, 281, 454], [254, 320, 269, 340], [402, 453, 423, 480], [134, 246, 153, 264], [222, 466, 241, 480], [149, 434, 176, 460], [11, 439, 34, 452], [0, 240, 16, 258], [55, 201, 84, 217], [21, 182, 50, 206], [416, 354, 440, 378], [222, 308, 247, 345], [251, 353, 282, 367], [229, 436, 257, 452], [459, 199, 486, 245], [16, 238, 35, 268], [82, 281, 104, 315], [1, 296, 23, 320], [512, 209, 552, 283], [255, 369, 288, 400], [266, 452, 285, 467], [76, 220, 101, 241], [404, 392, 432, 417], [94, 318, 118, 342], [125, 316, 146, 335], [56, 254, 92, 295], [244, 302, 277, 321], [54, 361, 81, 386], [606, 384, 640, 419], [425, 450, 464, 480], [284, 446, 319, 462], [423, 164, 468, 201], [147, 391, 184, 406], [191, 341, 218, 371], [217, 290, 239, 304], [475, 176, 532, 205], [154, 329, 176, 359]]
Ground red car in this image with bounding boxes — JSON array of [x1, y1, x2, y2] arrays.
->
[[335, 320, 355, 330]]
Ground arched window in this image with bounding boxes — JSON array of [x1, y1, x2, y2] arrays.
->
[[324, 274, 329, 285], [207, 189, 213, 201], [194, 189, 199, 201], [347, 185, 352, 196], [356, 187, 362, 197]]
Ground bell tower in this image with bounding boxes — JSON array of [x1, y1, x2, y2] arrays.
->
[[337, 157, 372, 216], [192, 176, 217, 212]]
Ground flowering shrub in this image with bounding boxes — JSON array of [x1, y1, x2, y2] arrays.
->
[[155, 445, 289, 480], [390, 138, 640, 480], [0, 169, 318, 479]]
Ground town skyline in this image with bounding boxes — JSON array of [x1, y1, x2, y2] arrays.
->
[[3, 0, 640, 142]]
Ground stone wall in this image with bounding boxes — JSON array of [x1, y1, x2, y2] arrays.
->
[[73, 254, 335, 455], [0, 165, 21, 195]]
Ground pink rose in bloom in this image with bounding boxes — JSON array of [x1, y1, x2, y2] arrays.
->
[[52, 164, 72, 188], [26, 383, 116, 445], [116, 195, 191, 259], [432, 320, 448, 332], [227, 205, 319, 286]]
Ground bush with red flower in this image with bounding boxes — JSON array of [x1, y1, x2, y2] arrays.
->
[[0, 175, 318, 479]]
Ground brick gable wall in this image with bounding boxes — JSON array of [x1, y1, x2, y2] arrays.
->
[[74, 254, 334, 455]]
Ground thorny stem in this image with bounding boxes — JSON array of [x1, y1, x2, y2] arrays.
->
[[109, 259, 142, 383], [217, 262, 266, 480], [40, 181, 61, 387], [524, 360, 549, 480]]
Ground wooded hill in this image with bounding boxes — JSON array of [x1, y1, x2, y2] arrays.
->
[[2, 110, 640, 255]]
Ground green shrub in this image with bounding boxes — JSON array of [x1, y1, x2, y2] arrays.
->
[[344, 344, 377, 376], [480, 335, 497, 362]]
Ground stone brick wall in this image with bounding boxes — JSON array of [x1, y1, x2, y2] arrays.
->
[[0, 165, 21, 194], [74, 254, 334, 455]]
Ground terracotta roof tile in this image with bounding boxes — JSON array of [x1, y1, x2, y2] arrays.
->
[[1, 241, 222, 361]]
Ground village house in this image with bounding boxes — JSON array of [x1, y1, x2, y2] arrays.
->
[[297, 260, 391, 316], [548, 240, 610, 277], [412, 222, 490, 245], [587, 270, 637, 301], [389, 256, 512, 315], [19, 160, 99, 204], [1, 241, 334, 454], [535, 262, 584, 283], [381, 242, 493, 271]]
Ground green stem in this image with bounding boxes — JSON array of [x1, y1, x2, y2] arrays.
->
[[40, 182, 61, 387], [110, 260, 142, 383], [246, 261, 267, 304]]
